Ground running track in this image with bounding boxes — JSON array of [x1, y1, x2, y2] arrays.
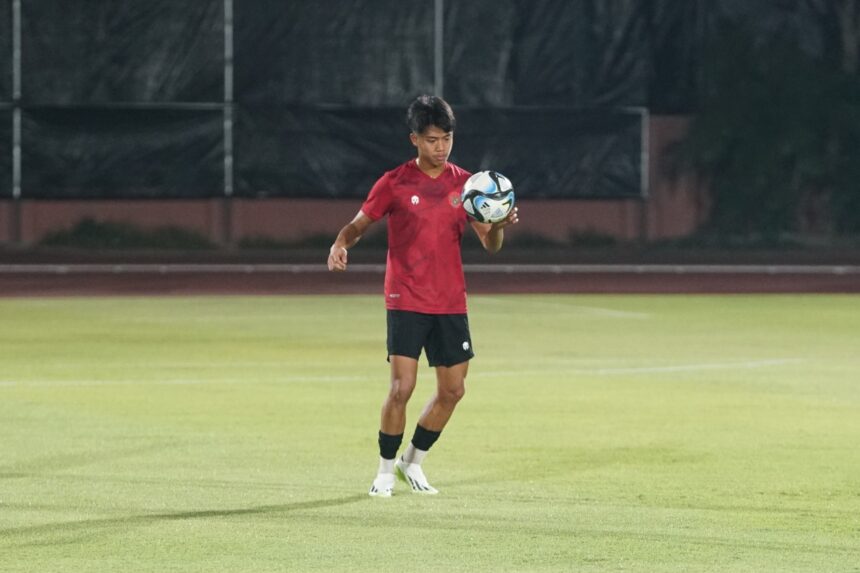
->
[[1, 263, 858, 296]]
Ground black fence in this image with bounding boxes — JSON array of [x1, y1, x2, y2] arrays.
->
[[0, 0, 836, 201]]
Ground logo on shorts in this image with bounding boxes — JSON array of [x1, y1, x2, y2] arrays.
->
[[462, 341, 470, 351], [411, 195, 420, 205]]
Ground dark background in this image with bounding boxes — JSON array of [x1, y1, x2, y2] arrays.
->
[[0, 0, 852, 206]]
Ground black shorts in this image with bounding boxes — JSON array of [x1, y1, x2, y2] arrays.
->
[[387, 310, 475, 367]]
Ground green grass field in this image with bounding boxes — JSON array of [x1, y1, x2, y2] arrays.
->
[[1, 294, 858, 572]]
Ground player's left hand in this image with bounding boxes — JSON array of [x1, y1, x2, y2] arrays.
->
[[328, 245, 349, 271], [492, 207, 519, 229]]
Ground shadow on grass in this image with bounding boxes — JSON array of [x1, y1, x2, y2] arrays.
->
[[5, 483, 858, 559], [2, 494, 369, 548]]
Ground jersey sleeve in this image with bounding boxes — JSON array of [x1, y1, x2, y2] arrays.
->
[[360, 172, 393, 221]]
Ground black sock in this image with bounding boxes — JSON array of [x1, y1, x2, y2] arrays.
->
[[411, 424, 441, 452], [378, 431, 403, 460]]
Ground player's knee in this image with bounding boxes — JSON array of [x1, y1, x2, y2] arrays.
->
[[388, 377, 416, 404], [440, 383, 465, 405]]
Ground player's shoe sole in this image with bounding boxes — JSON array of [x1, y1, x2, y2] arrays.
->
[[368, 473, 395, 497], [395, 459, 439, 495]]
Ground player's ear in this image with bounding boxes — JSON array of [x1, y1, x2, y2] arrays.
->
[[409, 132, 418, 147]]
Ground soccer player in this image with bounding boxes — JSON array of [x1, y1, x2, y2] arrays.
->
[[327, 95, 518, 496]]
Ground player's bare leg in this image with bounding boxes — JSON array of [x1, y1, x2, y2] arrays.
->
[[380, 355, 419, 435], [397, 360, 468, 494], [418, 361, 468, 431], [370, 355, 418, 497]]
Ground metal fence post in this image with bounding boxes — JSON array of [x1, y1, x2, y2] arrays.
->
[[222, 0, 235, 246], [10, 0, 22, 244]]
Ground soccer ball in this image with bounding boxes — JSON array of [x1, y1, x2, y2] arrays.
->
[[461, 171, 516, 224]]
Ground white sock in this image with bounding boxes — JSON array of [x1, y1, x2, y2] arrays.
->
[[378, 457, 395, 475], [401, 443, 428, 466]]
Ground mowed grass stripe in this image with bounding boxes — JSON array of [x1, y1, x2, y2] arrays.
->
[[0, 357, 805, 388], [0, 294, 858, 573]]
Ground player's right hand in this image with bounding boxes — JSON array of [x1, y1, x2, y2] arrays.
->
[[328, 245, 348, 271]]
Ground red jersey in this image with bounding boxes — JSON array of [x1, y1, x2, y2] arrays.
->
[[361, 160, 472, 314]]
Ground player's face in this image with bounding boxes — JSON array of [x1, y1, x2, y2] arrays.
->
[[411, 126, 453, 170]]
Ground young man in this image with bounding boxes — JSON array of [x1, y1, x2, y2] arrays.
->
[[327, 95, 518, 497]]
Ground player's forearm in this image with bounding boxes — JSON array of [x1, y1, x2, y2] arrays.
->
[[334, 223, 363, 250], [483, 227, 504, 254]]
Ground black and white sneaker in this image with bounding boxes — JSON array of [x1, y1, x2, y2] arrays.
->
[[395, 459, 438, 494], [368, 473, 395, 497]]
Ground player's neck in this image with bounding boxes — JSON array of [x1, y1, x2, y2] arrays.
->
[[415, 157, 446, 179]]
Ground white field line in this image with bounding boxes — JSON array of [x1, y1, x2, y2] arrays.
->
[[568, 306, 650, 319], [0, 359, 802, 388], [468, 358, 806, 378], [569, 358, 804, 376], [1, 264, 859, 275], [0, 374, 374, 388], [475, 296, 651, 319]]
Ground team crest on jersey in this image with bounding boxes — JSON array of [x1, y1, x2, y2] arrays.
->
[[449, 191, 462, 208]]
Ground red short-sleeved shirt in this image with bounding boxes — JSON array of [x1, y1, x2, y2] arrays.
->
[[361, 160, 472, 314]]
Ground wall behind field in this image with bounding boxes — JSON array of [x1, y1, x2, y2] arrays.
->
[[0, 116, 704, 246], [8, 0, 817, 246]]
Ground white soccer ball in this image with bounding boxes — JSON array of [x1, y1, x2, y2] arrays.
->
[[461, 170, 516, 224]]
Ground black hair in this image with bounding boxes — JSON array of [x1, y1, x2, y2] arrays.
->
[[406, 95, 456, 134]]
